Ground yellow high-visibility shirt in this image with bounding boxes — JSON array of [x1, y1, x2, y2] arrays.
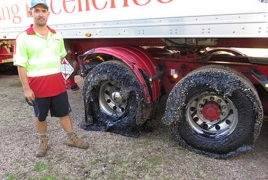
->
[[13, 24, 67, 77]]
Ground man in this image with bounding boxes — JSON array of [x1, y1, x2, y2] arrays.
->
[[13, 0, 89, 157]]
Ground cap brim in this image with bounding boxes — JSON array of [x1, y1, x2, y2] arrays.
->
[[31, 3, 49, 9]]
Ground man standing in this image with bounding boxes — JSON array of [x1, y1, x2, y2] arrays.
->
[[13, 0, 89, 157]]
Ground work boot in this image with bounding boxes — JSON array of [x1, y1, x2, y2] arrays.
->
[[66, 133, 89, 149], [36, 135, 49, 157]]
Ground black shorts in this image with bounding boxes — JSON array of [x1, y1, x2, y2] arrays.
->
[[32, 92, 72, 121]]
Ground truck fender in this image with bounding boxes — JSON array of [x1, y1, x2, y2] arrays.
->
[[79, 46, 162, 103]]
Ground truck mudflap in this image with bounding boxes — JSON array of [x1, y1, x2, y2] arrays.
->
[[162, 65, 263, 159]]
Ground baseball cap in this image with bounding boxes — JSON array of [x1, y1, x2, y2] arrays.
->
[[30, 0, 49, 9]]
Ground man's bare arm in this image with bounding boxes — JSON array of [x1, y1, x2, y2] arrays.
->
[[17, 66, 35, 100]]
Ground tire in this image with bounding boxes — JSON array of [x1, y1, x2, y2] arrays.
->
[[84, 59, 103, 73], [81, 60, 147, 137], [162, 65, 263, 159]]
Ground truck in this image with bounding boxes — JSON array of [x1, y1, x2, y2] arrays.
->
[[1, 0, 268, 159]]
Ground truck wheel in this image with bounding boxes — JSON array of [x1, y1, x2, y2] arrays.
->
[[82, 60, 146, 137], [163, 65, 263, 159]]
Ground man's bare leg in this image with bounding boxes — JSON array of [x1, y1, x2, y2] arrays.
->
[[35, 117, 47, 134], [59, 115, 73, 132]]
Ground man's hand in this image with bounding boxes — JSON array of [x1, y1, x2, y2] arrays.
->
[[24, 87, 35, 101]]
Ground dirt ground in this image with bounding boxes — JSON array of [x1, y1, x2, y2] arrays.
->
[[0, 74, 268, 180]]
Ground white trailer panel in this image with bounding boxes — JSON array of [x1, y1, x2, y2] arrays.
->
[[0, 0, 268, 39]]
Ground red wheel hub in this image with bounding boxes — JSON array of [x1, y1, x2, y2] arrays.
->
[[202, 101, 220, 121]]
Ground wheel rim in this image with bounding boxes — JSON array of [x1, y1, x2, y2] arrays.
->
[[186, 92, 238, 138], [99, 81, 127, 118]]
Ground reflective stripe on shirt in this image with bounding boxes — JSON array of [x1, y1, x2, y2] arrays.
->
[[27, 67, 61, 77]]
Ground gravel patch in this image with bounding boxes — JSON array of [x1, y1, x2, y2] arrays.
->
[[0, 74, 268, 180]]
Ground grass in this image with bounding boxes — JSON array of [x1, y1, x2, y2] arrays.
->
[[34, 162, 47, 172], [149, 155, 163, 166], [40, 175, 57, 180], [6, 173, 16, 180], [90, 159, 96, 165], [193, 170, 205, 178], [57, 157, 65, 161], [9, 81, 21, 87]]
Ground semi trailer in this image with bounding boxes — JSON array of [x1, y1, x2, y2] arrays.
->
[[1, 0, 268, 158]]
